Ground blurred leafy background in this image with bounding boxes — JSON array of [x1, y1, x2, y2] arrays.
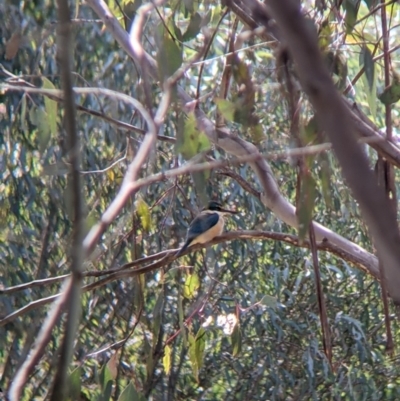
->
[[1, 0, 400, 399]]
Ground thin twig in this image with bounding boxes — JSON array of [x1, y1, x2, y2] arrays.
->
[[8, 279, 74, 400]]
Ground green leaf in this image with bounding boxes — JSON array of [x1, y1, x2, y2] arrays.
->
[[176, 113, 210, 197], [318, 20, 332, 52], [156, 25, 183, 81], [195, 327, 206, 370], [98, 362, 114, 401], [232, 58, 251, 84], [297, 173, 317, 242], [319, 154, 333, 209], [359, 45, 376, 118], [42, 77, 58, 135], [163, 344, 172, 375], [378, 72, 400, 105], [215, 98, 235, 122], [183, 272, 200, 299], [117, 381, 145, 401], [144, 338, 154, 377], [334, 51, 348, 90], [261, 294, 278, 309], [188, 328, 206, 381], [207, 4, 222, 26], [248, 123, 266, 144], [231, 324, 242, 357], [178, 112, 210, 160], [136, 197, 152, 231], [188, 332, 198, 379], [67, 367, 82, 401], [344, 0, 360, 34], [171, 19, 183, 42], [178, 289, 186, 345], [182, 12, 202, 42], [192, 171, 210, 204], [124, 0, 142, 20], [303, 116, 319, 144], [152, 291, 164, 348], [29, 107, 51, 153], [20, 95, 27, 131], [360, 45, 375, 92]]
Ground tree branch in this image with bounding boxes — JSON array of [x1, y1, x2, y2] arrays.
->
[[263, 0, 400, 303]]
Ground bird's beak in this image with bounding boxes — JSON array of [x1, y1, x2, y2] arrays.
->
[[219, 207, 238, 215]]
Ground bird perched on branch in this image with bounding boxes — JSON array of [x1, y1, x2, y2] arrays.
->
[[176, 201, 237, 257]]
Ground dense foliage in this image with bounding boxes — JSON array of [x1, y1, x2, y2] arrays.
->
[[1, 0, 400, 400]]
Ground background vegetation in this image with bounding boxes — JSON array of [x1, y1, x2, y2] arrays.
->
[[1, 0, 400, 399]]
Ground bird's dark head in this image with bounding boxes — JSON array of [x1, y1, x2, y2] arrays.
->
[[205, 201, 237, 214]]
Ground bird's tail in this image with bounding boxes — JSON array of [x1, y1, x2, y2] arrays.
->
[[175, 240, 191, 258]]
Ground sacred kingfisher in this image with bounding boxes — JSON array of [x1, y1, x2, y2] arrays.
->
[[176, 201, 237, 257]]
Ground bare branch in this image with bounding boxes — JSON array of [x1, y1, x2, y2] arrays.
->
[[51, 0, 84, 398], [8, 279, 73, 401], [1, 228, 381, 327]]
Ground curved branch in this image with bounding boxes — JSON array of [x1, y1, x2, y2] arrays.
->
[[85, 0, 380, 281], [0, 228, 380, 326]]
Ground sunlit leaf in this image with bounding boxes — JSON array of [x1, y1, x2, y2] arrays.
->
[[183, 272, 200, 299], [188, 332, 198, 380], [215, 98, 235, 122], [195, 327, 206, 369], [248, 122, 266, 143], [42, 77, 58, 135], [189, 327, 206, 381], [232, 58, 250, 84], [163, 345, 172, 375], [178, 112, 210, 160], [136, 197, 152, 232], [378, 72, 400, 105], [231, 324, 242, 357], [29, 107, 51, 153], [318, 20, 332, 51]]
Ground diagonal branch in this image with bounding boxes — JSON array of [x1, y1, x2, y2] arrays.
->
[[263, 0, 400, 303]]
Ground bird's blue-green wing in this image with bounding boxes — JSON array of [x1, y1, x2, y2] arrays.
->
[[186, 212, 219, 243]]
